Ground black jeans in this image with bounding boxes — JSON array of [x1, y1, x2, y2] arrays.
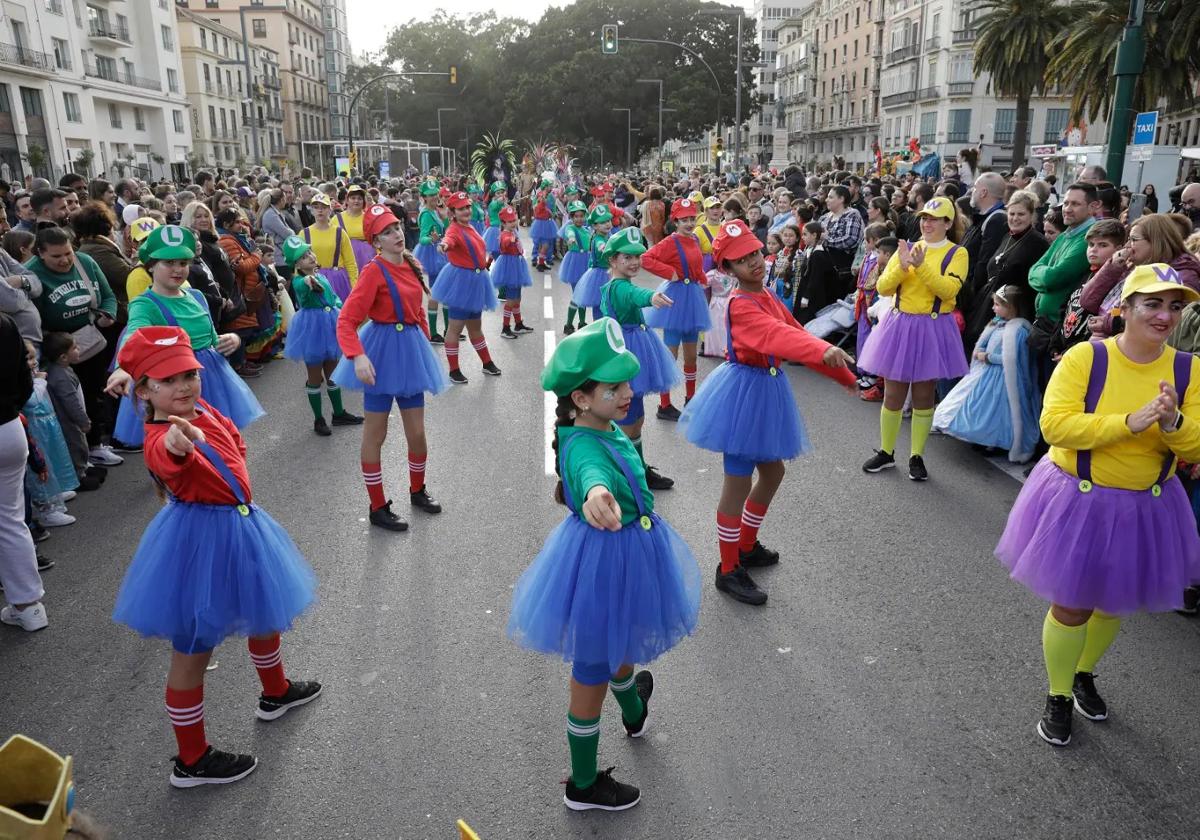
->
[[72, 330, 118, 447]]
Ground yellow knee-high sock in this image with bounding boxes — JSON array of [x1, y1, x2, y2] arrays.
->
[[1043, 610, 1088, 697], [910, 408, 934, 456], [1075, 611, 1120, 674], [879, 407, 903, 455]]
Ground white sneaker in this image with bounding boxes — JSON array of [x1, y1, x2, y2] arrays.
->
[[88, 445, 124, 466], [36, 510, 76, 528], [1, 603, 49, 631], [56, 491, 77, 502]]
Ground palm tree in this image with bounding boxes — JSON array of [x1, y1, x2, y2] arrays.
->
[[973, 0, 1075, 170], [1046, 0, 1199, 126]]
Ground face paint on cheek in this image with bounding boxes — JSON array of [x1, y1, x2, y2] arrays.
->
[[601, 388, 617, 401]]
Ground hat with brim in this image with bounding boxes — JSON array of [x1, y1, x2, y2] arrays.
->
[[712, 220, 762, 264], [567, 201, 587, 214], [702, 196, 722, 210], [489, 181, 507, 194], [139, 225, 196, 262], [117, 326, 204, 381], [363, 204, 400, 240], [1121, 263, 1200, 303], [603, 226, 646, 258], [446, 191, 470, 209], [310, 192, 332, 206], [418, 180, 440, 197], [587, 205, 613, 225], [670, 199, 698, 220], [282, 235, 312, 266], [915, 196, 955, 221], [499, 206, 517, 223], [129, 217, 160, 243], [466, 184, 483, 195], [688, 191, 705, 204], [541, 318, 641, 396]]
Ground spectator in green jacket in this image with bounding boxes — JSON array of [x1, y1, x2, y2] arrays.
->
[[1027, 183, 1097, 323]]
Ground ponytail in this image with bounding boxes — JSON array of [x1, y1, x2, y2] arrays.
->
[[551, 379, 598, 506]]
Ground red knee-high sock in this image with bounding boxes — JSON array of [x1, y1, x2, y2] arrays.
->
[[739, 499, 768, 553], [472, 336, 493, 364], [660, 392, 673, 409], [503, 301, 512, 328], [445, 337, 461, 372], [362, 461, 386, 510], [166, 684, 208, 766], [684, 364, 698, 400], [248, 633, 289, 697], [408, 454, 427, 493], [717, 512, 741, 574], [513, 303, 523, 324]]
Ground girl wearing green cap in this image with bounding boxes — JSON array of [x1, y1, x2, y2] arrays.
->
[[483, 181, 508, 258], [559, 202, 592, 333], [571, 205, 614, 319], [509, 318, 701, 812], [414, 182, 450, 343]]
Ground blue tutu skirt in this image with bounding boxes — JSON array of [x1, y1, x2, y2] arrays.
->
[[681, 361, 812, 462], [623, 325, 683, 396], [490, 253, 533, 289], [559, 251, 588, 286], [331, 319, 450, 398], [24, 412, 79, 503], [113, 500, 316, 653], [283, 306, 341, 365], [858, 310, 969, 381], [412, 243, 447, 281], [644, 279, 712, 333], [483, 226, 501, 257], [471, 219, 485, 236], [350, 238, 376, 272], [323, 267, 352, 304], [573, 267, 609, 308], [113, 347, 265, 446], [507, 513, 701, 675], [530, 218, 558, 244], [431, 263, 498, 312]]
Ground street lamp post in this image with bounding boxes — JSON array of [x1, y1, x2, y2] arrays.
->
[[436, 107, 456, 172], [612, 108, 632, 171], [637, 78, 664, 171]]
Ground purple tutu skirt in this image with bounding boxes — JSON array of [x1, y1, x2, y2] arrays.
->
[[350, 238, 376, 272], [483, 226, 501, 257], [996, 459, 1200, 614], [431, 263, 498, 312], [490, 253, 533, 289], [644, 279, 712, 334], [283, 305, 341, 365], [857, 310, 969, 381], [412, 243, 447, 280], [702, 253, 715, 273], [559, 251, 588, 286], [323, 266, 353, 304], [622, 324, 683, 396], [572, 267, 609, 308]]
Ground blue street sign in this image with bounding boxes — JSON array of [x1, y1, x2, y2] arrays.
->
[[1133, 111, 1158, 146], [379, 160, 390, 178]]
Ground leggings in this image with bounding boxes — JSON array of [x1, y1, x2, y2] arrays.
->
[[0, 418, 43, 605]]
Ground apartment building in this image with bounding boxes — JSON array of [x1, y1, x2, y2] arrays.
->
[[322, 0, 350, 140], [748, 0, 813, 167]]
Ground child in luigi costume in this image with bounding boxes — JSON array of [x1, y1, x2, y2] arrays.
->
[[414, 180, 449, 343], [571, 205, 615, 320], [466, 183, 486, 236], [280, 235, 363, 436], [508, 318, 701, 812], [598, 226, 679, 490], [558, 202, 592, 333], [484, 181, 508, 259]]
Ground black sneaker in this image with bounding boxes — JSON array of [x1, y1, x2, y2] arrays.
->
[[621, 671, 654, 738], [331, 411, 364, 426], [714, 564, 767, 606], [1177, 585, 1200, 616], [563, 767, 641, 811], [111, 439, 144, 454], [36, 554, 55, 572], [563, 324, 576, 335], [410, 486, 442, 514], [482, 362, 502, 376], [313, 417, 332, 437], [1072, 672, 1108, 721], [862, 450, 896, 473], [77, 473, 103, 492], [256, 679, 322, 721], [908, 455, 928, 482], [656, 404, 682, 421], [501, 326, 519, 339], [369, 501, 408, 532], [514, 322, 535, 334], [429, 333, 445, 344], [169, 746, 258, 788], [739, 541, 779, 568], [1036, 694, 1074, 746], [30, 523, 50, 543], [449, 369, 468, 385], [644, 467, 674, 490], [86, 464, 107, 480]]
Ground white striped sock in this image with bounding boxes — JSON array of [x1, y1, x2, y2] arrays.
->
[[566, 718, 601, 738], [167, 701, 204, 726]]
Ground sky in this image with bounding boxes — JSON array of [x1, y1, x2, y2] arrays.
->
[[346, 0, 566, 58]]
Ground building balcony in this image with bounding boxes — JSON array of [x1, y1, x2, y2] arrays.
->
[[263, 75, 281, 90], [881, 90, 917, 107], [0, 42, 54, 71], [83, 59, 161, 90], [925, 36, 940, 51], [887, 43, 920, 65], [87, 19, 132, 45], [947, 81, 974, 96], [916, 86, 940, 101], [952, 28, 977, 45]]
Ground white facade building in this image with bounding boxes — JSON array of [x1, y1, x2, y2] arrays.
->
[[322, 0, 350, 140], [748, 0, 813, 167]]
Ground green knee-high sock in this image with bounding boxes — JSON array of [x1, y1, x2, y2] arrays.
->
[[1075, 611, 1120, 673], [1043, 610, 1089, 697], [326, 383, 345, 415], [910, 408, 934, 456], [566, 713, 601, 789], [427, 306, 440, 336], [305, 384, 323, 420], [566, 304, 579, 328], [879, 407, 903, 455], [610, 671, 644, 726]]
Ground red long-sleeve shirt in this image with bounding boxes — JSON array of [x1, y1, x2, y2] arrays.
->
[[443, 221, 489, 270], [533, 192, 552, 220], [144, 402, 251, 505], [641, 232, 705, 283], [336, 256, 429, 357], [499, 229, 523, 256], [726, 290, 857, 387]]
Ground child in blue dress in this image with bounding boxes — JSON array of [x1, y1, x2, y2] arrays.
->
[[490, 206, 535, 339], [508, 318, 701, 812], [571, 205, 614, 321], [21, 339, 79, 525], [559, 201, 592, 334]]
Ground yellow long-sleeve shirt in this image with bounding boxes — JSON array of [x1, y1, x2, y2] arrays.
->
[[694, 221, 721, 255], [337, 211, 366, 241], [301, 223, 360, 287], [126, 264, 152, 301], [1044, 338, 1200, 490], [876, 239, 967, 315]]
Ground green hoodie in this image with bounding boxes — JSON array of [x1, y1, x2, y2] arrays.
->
[[1027, 217, 1096, 322], [27, 252, 117, 333]]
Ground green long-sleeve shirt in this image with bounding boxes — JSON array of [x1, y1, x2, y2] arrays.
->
[[563, 224, 591, 253], [28, 252, 118, 332], [291, 272, 342, 310], [418, 208, 447, 245], [487, 198, 506, 227], [558, 424, 653, 526], [599, 276, 654, 327], [123, 289, 219, 351], [1028, 217, 1095, 321]]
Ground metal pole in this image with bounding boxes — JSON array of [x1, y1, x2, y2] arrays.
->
[[1103, 0, 1146, 185], [238, 8, 260, 163], [436, 111, 443, 171], [734, 13, 743, 172]]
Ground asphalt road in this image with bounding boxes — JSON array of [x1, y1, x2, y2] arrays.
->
[[6, 240, 1200, 839]]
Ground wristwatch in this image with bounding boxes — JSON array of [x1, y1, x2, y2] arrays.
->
[[1173, 410, 1184, 432]]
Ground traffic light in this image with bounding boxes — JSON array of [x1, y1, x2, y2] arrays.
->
[[448, 64, 457, 85], [348, 149, 358, 171], [601, 24, 618, 54], [715, 138, 724, 158]]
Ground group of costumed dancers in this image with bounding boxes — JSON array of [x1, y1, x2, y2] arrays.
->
[[94, 172, 1200, 812]]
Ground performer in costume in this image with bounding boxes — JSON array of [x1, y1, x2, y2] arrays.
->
[[560, 201, 592, 334], [280, 235, 363, 436], [681, 220, 857, 606], [598, 227, 679, 490], [859, 197, 969, 482], [508, 318, 701, 812], [332, 204, 448, 532], [414, 180, 450, 344], [430, 191, 502, 384], [640, 198, 711, 421], [571, 205, 614, 321], [108, 226, 265, 448], [112, 327, 320, 788], [337, 184, 378, 273], [694, 197, 724, 272], [467, 183, 486, 236], [300, 192, 359, 304], [491, 206, 535, 339], [484, 181, 508, 259], [530, 178, 559, 271], [996, 264, 1200, 747]]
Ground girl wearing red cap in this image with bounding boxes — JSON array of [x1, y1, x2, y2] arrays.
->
[[682, 220, 857, 606], [430, 191, 501, 384], [112, 325, 319, 788], [332, 204, 448, 532], [640, 198, 711, 421], [490, 206, 535, 339]]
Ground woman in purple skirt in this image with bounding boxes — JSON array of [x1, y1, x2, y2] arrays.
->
[[996, 264, 1200, 748]]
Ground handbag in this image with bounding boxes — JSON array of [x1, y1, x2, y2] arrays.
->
[[1026, 315, 1057, 354], [69, 260, 108, 362]]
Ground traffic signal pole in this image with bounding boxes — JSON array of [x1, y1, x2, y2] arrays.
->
[[1103, 0, 1146, 186]]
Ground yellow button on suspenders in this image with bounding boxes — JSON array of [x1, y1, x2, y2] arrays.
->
[[640, 324, 646, 331], [640, 515, 652, 531], [1078, 480, 1093, 493], [683, 278, 690, 285], [237, 504, 250, 516], [395, 323, 404, 332], [324, 306, 332, 312], [1152, 484, 1162, 498], [930, 311, 939, 319], [769, 366, 778, 376]]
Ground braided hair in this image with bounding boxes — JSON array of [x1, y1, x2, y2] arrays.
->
[[551, 379, 598, 506], [400, 250, 429, 293]]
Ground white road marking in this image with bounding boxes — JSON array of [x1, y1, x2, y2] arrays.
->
[[543, 275, 552, 290], [544, 329, 558, 475], [544, 296, 554, 319]]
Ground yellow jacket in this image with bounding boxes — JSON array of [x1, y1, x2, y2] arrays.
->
[[876, 239, 967, 315]]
